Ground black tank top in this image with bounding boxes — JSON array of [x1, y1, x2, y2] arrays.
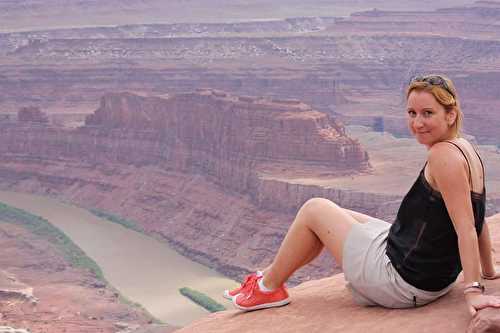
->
[[386, 141, 486, 291]]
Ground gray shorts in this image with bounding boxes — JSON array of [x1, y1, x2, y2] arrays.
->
[[343, 218, 453, 308]]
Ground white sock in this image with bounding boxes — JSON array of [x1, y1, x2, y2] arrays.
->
[[258, 277, 274, 292]]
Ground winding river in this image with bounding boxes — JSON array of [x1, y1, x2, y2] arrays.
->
[[0, 190, 238, 327]]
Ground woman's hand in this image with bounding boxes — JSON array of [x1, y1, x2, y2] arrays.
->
[[465, 292, 500, 316], [482, 265, 500, 280]]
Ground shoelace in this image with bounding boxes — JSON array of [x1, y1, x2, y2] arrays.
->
[[244, 275, 261, 300], [230, 274, 257, 296], [241, 274, 254, 286]]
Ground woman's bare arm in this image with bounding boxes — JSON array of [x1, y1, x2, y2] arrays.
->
[[429, 143, 480, 283], [429, 143, 500, 315], [479, 222, 497, 278]]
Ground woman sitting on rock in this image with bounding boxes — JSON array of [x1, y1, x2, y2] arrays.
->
[[224, 74, 500, 315]]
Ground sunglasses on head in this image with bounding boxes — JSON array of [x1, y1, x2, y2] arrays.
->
[[409, 75, 455, 98]]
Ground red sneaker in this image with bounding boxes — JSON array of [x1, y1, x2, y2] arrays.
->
[[233, 277, 290, 311], [223, 272, 262, 300]]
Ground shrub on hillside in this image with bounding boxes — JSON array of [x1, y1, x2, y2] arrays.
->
[[179, 287, 226, 313], [89, 208, 143, 232]]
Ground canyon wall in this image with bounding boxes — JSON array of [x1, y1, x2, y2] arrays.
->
[[1, 91, 368, 191], [3, 89, 497, 283], [0, 91, 381, 283], [88, 90, 367, 168], [2, 0, 500, 287]]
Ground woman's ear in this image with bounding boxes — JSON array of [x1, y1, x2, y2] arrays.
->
[[447, 109, 457, 127]]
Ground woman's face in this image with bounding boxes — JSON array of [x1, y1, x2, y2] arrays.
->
[[406, 90, 456, 148]]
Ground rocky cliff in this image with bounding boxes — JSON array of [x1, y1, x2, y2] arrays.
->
[[86, 90, 368, 172], [2, 90, 368, 193], [0, 91, 376, 284]]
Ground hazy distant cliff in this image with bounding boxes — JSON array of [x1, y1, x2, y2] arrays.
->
[[3, 2, 500, 144]]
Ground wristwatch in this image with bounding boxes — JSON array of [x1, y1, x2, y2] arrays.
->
[[464, 281, 485, 294]]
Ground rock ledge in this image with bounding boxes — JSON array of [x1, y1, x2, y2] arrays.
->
[[178, 215, 500, 333]]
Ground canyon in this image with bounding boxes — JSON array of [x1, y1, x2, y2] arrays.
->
[[2, 0, 500, 331], [2, 88, 500, 287], [2, 2, 500, 144], [0, 90, 373, 286]]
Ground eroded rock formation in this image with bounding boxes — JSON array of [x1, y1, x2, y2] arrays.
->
[[1, 90, 369, 193], [2, 2, 500, 143], [0, 91, 374, 284], [87, 90, 368, 171]]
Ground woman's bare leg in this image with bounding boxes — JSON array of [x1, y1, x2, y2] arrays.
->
[[259, 206, 374, 273], [260, 206, 374, 276], [261, 233, 324, 277], [262, 197, 363, 290]]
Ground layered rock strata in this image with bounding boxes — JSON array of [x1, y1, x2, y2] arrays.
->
[[2, 90, 369, 194], [0, 91, 373, 284], [2, 2, 500, 143]]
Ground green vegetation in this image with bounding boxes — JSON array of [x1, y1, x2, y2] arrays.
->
[[179, 287, 226, 313], [0, 202, 104, 280], [89, 207, 168, 245], [89, 208, 143, 232]]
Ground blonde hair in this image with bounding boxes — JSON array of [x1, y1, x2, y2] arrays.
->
[[406, 75, 462, 137]]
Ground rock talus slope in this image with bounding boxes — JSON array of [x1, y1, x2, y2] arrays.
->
[[179, 214, 500, 333]]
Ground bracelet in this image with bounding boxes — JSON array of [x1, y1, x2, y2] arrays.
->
[[463, 281, 485, 295]]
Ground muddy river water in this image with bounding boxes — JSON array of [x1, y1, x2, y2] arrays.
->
[[0, 190, 238, 327]]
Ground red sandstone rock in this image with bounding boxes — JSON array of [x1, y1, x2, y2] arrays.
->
[[178, 214, 500, 333], [0, 90, 374, 286], [85, 90, 369, 170], [0, 88, 498, 302], [0, 88, 496, 288], [0, 159, 343, 284], [0, 92, 370, 209], [468, 307, 500, 333]]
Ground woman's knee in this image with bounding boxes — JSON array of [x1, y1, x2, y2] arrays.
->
[[299, 197, 341, 222], [299, 198, 355, 264], [302, 197, 339, 210]]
